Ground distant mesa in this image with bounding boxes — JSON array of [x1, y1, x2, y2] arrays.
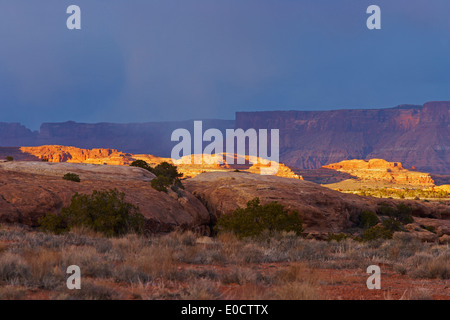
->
[[322, 159, 435, 186], [3, 145, 301, 180], [235, 101, 450, 174], [0, 101, 449, 174]]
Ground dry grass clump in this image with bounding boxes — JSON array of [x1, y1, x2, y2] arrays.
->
[[0, 252, 31, 284], [220, 266, 261, 285], [0, 285, 27, 300], [409, 250, 449, 279], [61, 280, 121, 300], [181, 279, 223, 300], [22, 248, 64, 289], [275, 281, 320, 300], [126, 245, 178, 281], [0, 223, 448, 300], [273, 263, 320, 300]]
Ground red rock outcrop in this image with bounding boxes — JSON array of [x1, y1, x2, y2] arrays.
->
[[13, 146, 301, 180], [322, 159, 435, 186], [0, 161, 211, 234], [20, 145, 134, 165], [184, 172, 450, 237], [173, 153, 302, 179], [2, 102, 448, 174]]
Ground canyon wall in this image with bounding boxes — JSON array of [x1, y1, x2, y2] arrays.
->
[[235, 101, 450, 174], [1, 101, 448, 173], [0, 120, 235, 156]]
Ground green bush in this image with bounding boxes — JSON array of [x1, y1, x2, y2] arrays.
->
[[358, 210, 379, 229], [382, 217, 403, 232], [38, 189, 144, 237], [377, 203, 414, 225], [151, 176, 172, 193], [153, 162, 182, 181], [363, 225, 393, 241], [420, 225, 436, 233], [327, 233, 351, 242], [215, 197, 303, 239], [63, 173, 81, 182], [5, 156, 13, 162], [130, 160, 183, 193], [395, 204, 414, 224], [130, 160, 154, 173], [38, 212, 69, 235]]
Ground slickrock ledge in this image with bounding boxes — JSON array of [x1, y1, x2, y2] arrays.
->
[[184, 172, 450, 238], [0, 161, 211, 234]]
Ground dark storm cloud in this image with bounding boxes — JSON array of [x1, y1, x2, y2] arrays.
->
[[0, 0, 448, 129]]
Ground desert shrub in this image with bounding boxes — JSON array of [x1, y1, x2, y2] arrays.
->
[[363, 225, 393, 241], [152, 162, 184, 192], [181, 279, 223, 300], [39, 189, 145, 237], [151, 175, 172, 193], [382, 217, 403, 232], [38, 213, 69, 235], [153, 162, 182, 181], [130, 160, 154, 173], [377, 204, 414, 225], [67, 280, 121, 300], [215, 197, 303, 239], [131, 160, 183, 192], [395, 204, 414, 224], [377, 204, 396, 216], [327, 233, 351, 242], [410, 252, 449, 279], [5, 156, 13, 161], [220, 267, 259, 285], [358, 210, 379, 229], [420, 225, 436, 233], [63, 173, 80, 182], [113, 265, 151, 284], [0, 286, 27, 300], [0, 253, 31, 284]]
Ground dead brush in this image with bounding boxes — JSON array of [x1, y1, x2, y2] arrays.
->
[[273, 263, 321, 300], [22, 248, 63, 288], [127, 245, 178, 281], [0, 252, 31, 284]]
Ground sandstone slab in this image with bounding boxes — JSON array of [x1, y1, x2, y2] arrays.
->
[[184, 172, 450, 237], [0, 162, 211, 234]]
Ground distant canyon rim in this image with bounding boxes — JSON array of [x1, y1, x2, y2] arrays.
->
[[1, 101, 449, 174]]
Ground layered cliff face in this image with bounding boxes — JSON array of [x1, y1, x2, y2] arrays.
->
[[0, 120, 235, 156], [0, 122, 37, 146], [1, 101, 448, 173], [37, 119, 235, 156], [235, 101, 450, 174]]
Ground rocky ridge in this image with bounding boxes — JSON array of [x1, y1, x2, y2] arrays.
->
[[8, 146, 301, 180], [0, 161, 211, 234], [322, 159, 435, 186]]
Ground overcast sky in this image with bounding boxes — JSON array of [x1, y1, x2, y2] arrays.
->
[[0, 0, 448, 130]]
